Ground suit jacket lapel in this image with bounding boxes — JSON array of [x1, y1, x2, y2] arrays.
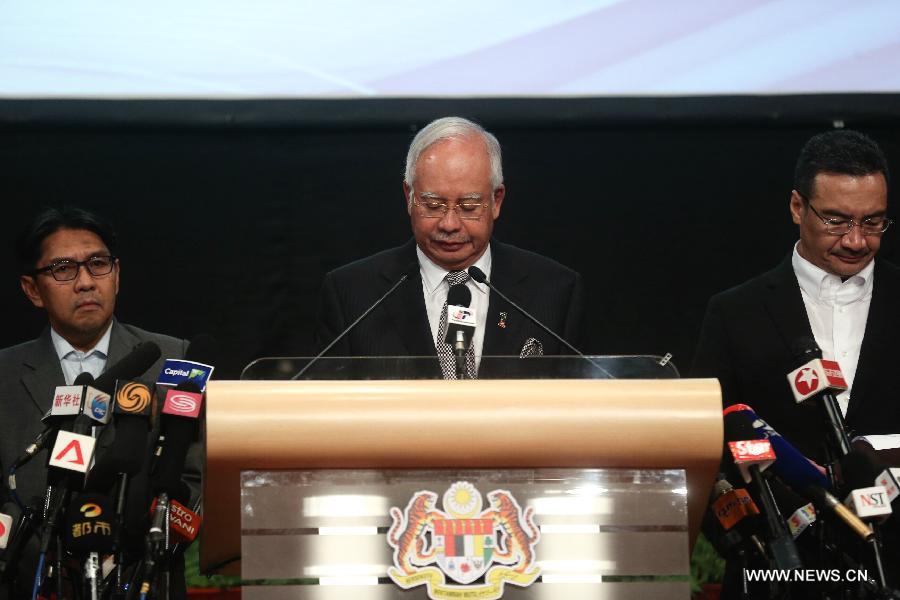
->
[[483, 242, 530, 356], [20, 328, 65, 416], [846, 260, 897, 420], [762, 255, 815, 358], [381, 240, 435, 357]]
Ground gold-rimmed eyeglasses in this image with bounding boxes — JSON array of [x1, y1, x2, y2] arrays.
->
[[801, 196, 892, 236], [412, 194, 488, 220]]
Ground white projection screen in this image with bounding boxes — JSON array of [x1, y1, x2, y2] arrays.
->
[[2, 0, 900, 99]]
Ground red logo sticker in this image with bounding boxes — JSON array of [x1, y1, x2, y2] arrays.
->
[[794, 367, 819, 395]]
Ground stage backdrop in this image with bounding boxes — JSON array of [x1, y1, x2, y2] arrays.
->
[[2, 98, 898, 378]]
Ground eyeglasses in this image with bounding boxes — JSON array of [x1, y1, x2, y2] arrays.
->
[[33, 255, 118, 281], [803, 199, 893, 236], [412, 194, 488, 220]]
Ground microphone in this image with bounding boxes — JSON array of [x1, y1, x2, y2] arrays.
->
[[788, 338, 852, 457], [0, 510, 11, 550], [93, 341, 162, 394], [769, 479, 818, 540], [295, 262, 418, 380], [726, 409, 874, 543], [63, 493, 116, 599], [63, 493, 116, 555], [709, 477, 766, 557], [149, 496, 201, 543], [12, 372, 99, 470], [841, 450, 898, 522], [0, 499, 40, 583], [725, 404, 830, 490], [445, 284, 475, 378], [842, 450, 899, 500], [466, 266, 612, 378], [723, 411, 802, 570], [138, 380, 205, 596]]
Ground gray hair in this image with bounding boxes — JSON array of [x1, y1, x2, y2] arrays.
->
[[404, 116, 504, 191]]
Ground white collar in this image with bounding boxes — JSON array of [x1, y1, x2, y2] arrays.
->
[[416, 244, 492, 297], [50, 321, 113, 360], [791, 242, 874, 303]]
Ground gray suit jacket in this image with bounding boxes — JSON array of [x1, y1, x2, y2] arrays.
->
[[0, 320, 191, 597]]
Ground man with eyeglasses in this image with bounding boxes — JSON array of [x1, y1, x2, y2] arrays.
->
[[693, 130, 899, 595], [314, 116, 586, 375], [0, 207, 191, 598]]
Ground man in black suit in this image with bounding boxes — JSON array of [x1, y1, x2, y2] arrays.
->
[[314, 116, 586, 376], [693, 130, 898, 595], [0, 208, 193, 599]]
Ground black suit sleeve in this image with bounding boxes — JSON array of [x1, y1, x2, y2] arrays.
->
[[692, 296, 739, 409]]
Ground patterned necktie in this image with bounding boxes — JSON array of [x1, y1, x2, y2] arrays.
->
[[437, 271, 477, 380]]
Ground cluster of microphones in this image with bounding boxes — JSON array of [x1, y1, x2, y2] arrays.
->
[[711, 337, 900, 598], [1, 336, 215, 600]]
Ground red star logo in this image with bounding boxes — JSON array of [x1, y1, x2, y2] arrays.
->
[[794, 368, 819, 395]]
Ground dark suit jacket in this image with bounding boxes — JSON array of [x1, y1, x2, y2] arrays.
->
[[692, 255, 900, 464], [313, 240, 587, 375], [0, 321, 190, 598]]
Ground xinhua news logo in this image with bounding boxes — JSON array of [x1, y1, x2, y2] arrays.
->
[[745, 569, 869, 583]]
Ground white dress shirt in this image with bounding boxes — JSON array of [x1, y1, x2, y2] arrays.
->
[[791, 244, 874, 416], [417, 245, 492, 366], [51, 322, 113, 385]]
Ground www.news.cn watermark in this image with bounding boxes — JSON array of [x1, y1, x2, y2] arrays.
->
[[745, 569, 869, 583]]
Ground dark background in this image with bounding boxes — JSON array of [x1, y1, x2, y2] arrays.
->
[[2, 95, 898, 378]]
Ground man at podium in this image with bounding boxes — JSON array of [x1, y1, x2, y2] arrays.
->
[[314, 116, 587, 376]]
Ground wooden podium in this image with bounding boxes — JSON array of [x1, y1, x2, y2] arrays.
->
[[201, 377, 722, 591]]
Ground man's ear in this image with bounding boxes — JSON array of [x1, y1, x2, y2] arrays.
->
[[20, 275, 45, 308], [403, 182, 413, 214], [790, 190, 804, 226]]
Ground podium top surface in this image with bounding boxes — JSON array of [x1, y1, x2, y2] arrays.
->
[[241, 354, 679, 380]]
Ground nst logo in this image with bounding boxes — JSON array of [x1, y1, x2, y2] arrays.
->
[[162, 389, 203, 418]]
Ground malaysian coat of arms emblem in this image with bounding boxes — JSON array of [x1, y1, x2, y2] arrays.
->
[[387, 482, 540, 599]]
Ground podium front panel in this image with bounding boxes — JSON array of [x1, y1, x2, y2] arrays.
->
[[240, 468, 690, 599]]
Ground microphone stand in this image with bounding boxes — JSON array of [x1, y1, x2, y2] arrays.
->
[[452, 330, 468, 380], [467, 267, 614, 379], [292, 273, 411, 380]]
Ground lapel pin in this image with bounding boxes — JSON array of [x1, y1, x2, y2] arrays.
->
[[498, 312, 508, 329]]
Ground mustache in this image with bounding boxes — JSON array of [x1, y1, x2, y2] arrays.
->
[[74, 297, 102, 308], [431, 232, 471, 244]]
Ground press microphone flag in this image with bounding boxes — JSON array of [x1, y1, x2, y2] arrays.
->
[[844, 487, 893, 522], [787, 358, 848, 403], [0, 512, 12, 549], [728, 438, 775, 484], [48, 430, 96, 474]]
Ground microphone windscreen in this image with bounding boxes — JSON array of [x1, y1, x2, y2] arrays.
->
[[94, 341, 162, 393], [467, 265, 487, 284], [152, 418, 196, 495], [73, 371, 95, 385], [85, 415, 150, 490], [790, 337, 822, 362], [63, 493, 116, 556], [723, 411, 762, 444], [447, 283, 471, 308]]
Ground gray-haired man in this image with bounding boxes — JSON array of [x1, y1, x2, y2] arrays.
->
[[313, 116, 587, 373]]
